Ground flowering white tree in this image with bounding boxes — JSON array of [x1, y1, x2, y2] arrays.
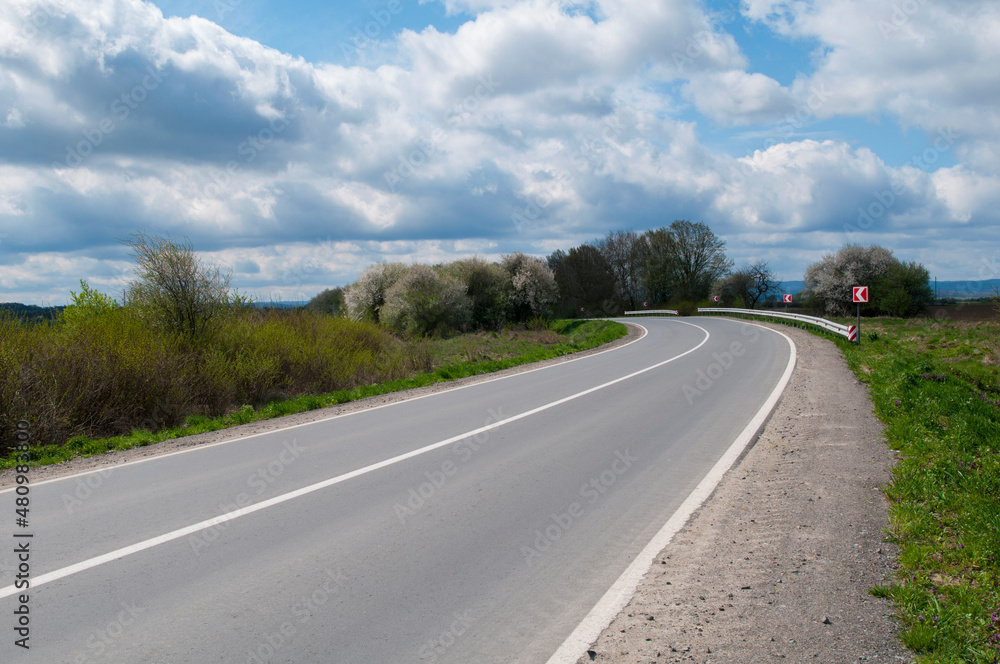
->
[[380, 264, 472, 335], [501, 252, 558, 319], [804, 244, 896, 316], [343, 262, 409, 323]]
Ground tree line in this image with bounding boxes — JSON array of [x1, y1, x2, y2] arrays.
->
[[544, 220, 807, 316], [546, 221, 740, 316], [317, 253, 559, 336], [322, 221, 936, 333]]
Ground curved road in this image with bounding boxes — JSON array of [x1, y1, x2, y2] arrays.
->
[[0, 317, 793, 663]]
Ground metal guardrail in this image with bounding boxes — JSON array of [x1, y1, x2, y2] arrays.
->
[[697, 308, 852, 339], [623, 309, 679, 316]]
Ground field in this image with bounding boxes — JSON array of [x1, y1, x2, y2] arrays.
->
[[925, 303, 996, 321], [835, 317, 1000, 662]]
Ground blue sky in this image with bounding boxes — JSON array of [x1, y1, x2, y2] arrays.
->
[[152, 0, 476, 65], [1, 0, 998, 304]]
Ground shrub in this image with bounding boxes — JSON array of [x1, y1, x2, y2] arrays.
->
[[381, 265, 472, 336], [441, 257, 513, 330], [305, 287, 345, 316], [675, 300, 698, 316], [123, 233, 248, 339], [343, 262, 409, 323], [501, 252, 558, 322], [0, 307, 420, 451]]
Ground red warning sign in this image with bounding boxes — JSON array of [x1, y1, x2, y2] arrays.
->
[[783, 294, 793, 303], [853, 286, 868, 303]]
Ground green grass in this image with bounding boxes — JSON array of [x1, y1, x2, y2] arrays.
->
[[833, 318, 1000, 662], [0, 319, 626, 470]]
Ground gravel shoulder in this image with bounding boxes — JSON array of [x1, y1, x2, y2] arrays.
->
[[0, 323, 643, 490], [576, 321, 913, 664]]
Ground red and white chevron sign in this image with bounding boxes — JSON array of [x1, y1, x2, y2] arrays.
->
[[848, 325, 859, 341], [853, 286, 868, 303], [783, 294, 793, 303], [712, 295, 720, 302]]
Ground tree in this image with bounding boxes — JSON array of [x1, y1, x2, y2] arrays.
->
[[123, 233, 246, 339], [663, 221, 733, 302], [714, 271, 752, 308], [597, 230, 648, 310], [305, 288, 345, 316], [500, 252, 558, 321], [803, 244, 929, 317], [441, 256, 512, 330], [380, 265, 471, 336], [804, 244, 894, 316], [61, 279, 118, 324], [873, 261, 933, 317], [714, 261, 781, 309], [343, 262, 409, 323], [546, 249, 567, 274], [550, 244, 618, 317], [640, 228, 675, 305]]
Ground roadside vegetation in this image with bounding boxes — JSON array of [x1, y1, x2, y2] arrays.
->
[[0, 232, 626, 468], [0, 315, 623, 469], [802, 244, 934, 317], [835, 316, 1000, 662]]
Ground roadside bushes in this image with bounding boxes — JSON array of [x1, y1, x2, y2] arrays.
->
[[0, 308, 421, 450], [343, 253, 558, 336], [1, 307, 192, 451], [343, 262, 409, 323], [381, 265, 471, 336], [502, 252, 558, 322], [442, 257, 511, 330]]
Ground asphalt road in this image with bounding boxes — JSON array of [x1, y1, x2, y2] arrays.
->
[[0, 317, 793, 664]]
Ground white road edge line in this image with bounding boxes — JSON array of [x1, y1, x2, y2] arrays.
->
[[1, 320, 649, 493], [0, 321, 707, 600], [544, 321, 797, 664]]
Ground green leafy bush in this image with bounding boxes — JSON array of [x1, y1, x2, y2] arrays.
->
[[0, 307, 417, 452]]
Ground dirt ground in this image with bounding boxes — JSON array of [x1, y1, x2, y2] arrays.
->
[[575, 322, 912, 664], [926, 303, 996, 321]]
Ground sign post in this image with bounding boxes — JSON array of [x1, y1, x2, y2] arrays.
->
[[783, 293, 792, 311], [852, 286, 868, 344]]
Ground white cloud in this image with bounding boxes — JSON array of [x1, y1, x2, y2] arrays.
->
[[684, 70, 796, 125], [1, 0, 999, 302], [745, 0, 1000, 170]]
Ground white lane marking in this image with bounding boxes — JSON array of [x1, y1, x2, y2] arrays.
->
[[0, 322, 706, 599], [0, 321, 650, 493], [544, 321, 797, 664]]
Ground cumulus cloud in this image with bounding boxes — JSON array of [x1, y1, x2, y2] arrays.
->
[[744, 0, 1000, 169], [0, 0, 997, 303], [684, 70, 796, 125]]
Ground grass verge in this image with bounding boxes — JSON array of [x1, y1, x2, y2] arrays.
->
[[834, 319, 1000, 663], [0, 319, 626, 470]]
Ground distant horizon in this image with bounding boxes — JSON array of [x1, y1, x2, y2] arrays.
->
[[5, 279, 999, 310]]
